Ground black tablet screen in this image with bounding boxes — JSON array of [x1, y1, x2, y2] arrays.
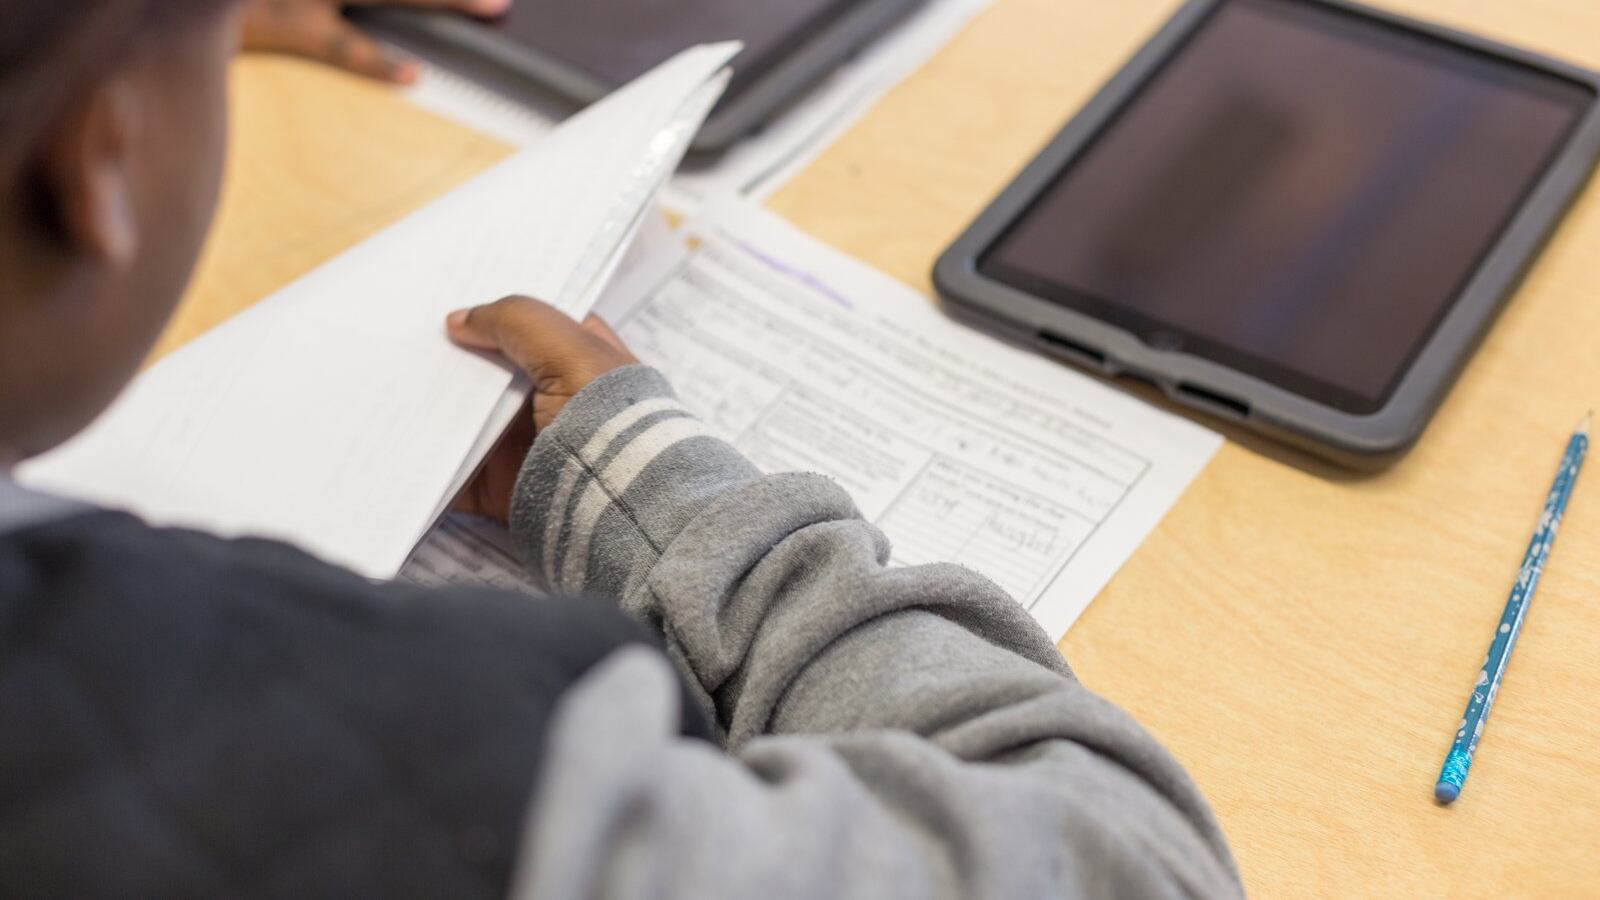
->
[[979, 0, 1592, 413], [486, 0, 862, 103]]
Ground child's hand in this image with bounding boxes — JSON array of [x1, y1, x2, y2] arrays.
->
[[241, 0, 512, 85], [445, 297, 638, 523]]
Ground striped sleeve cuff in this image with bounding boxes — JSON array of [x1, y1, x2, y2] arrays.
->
[[508, 365, 762, 599]]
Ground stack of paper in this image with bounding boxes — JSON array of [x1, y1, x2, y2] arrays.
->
[[20, 43, 741, 579]]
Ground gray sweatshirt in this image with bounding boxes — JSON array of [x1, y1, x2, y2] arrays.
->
[[502, 365, 1242, 899]]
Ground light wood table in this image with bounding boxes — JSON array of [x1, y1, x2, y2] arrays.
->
[[170, 1, 1600, 894]]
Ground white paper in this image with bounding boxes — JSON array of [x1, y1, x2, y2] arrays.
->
[[406, 63, 555, 147], [20, 44, 740, 580], [595, 202, 1223, 640], [402, 0, 994, 216]]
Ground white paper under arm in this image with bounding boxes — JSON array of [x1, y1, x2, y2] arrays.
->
[[19, 43, 740, 580]]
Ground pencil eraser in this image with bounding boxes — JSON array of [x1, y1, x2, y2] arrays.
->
[[1434, 782, 1460, 804]]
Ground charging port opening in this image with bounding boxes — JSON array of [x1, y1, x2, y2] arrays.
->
[[1036, 330, 1107, 367], [1176, 383, 1251, 419]]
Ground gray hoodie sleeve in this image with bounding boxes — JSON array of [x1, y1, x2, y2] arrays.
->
[[505, 365, 1240, 899]]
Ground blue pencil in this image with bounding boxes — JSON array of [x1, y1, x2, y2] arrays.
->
[[1434, 413, 1591, 804]]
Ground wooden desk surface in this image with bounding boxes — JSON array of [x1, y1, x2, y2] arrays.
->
[[171, 1, 1600, 895]]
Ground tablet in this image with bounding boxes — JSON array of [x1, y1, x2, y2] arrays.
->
[[934, 0, 1600, 469], [349, 0, 927, 153]]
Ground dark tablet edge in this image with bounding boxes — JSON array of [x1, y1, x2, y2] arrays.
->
[[348, 0, 929, 155], [933, 0, 1600, 472]]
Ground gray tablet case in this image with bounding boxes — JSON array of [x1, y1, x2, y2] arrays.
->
[[934, 0, 1600, 470], [348, 0, 927, 155]]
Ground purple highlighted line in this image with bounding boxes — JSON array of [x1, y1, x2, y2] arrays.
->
[[734, 239, 857, 311]]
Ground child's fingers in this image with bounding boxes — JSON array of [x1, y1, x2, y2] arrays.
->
[[318, 19, 417, 84], [346, 0, 512, 17], [445, 307, 501, 351], [447, 296, 625, 378], [582, 315, 629, 353]]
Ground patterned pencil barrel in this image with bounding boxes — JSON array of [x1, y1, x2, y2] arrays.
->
[[1434, 417, 1589, 803]]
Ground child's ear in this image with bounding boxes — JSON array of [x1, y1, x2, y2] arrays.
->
[[37, 72, 141, 268]]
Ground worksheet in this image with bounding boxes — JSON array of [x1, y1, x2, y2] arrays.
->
[[402, 514, 544, 595], [408, 202, 1222, 640], [404, 0, 994, 215]]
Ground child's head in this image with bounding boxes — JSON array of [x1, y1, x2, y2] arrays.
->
[[0, 1, 243, 466]]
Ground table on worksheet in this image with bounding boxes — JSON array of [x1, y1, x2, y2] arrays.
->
[[171, 0, 1600, 895]]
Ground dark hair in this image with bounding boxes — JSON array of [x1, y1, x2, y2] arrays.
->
[[0, 2, 232, 186]]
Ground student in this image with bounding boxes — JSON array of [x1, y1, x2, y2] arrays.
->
[[0, 2, 1242, 897]]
